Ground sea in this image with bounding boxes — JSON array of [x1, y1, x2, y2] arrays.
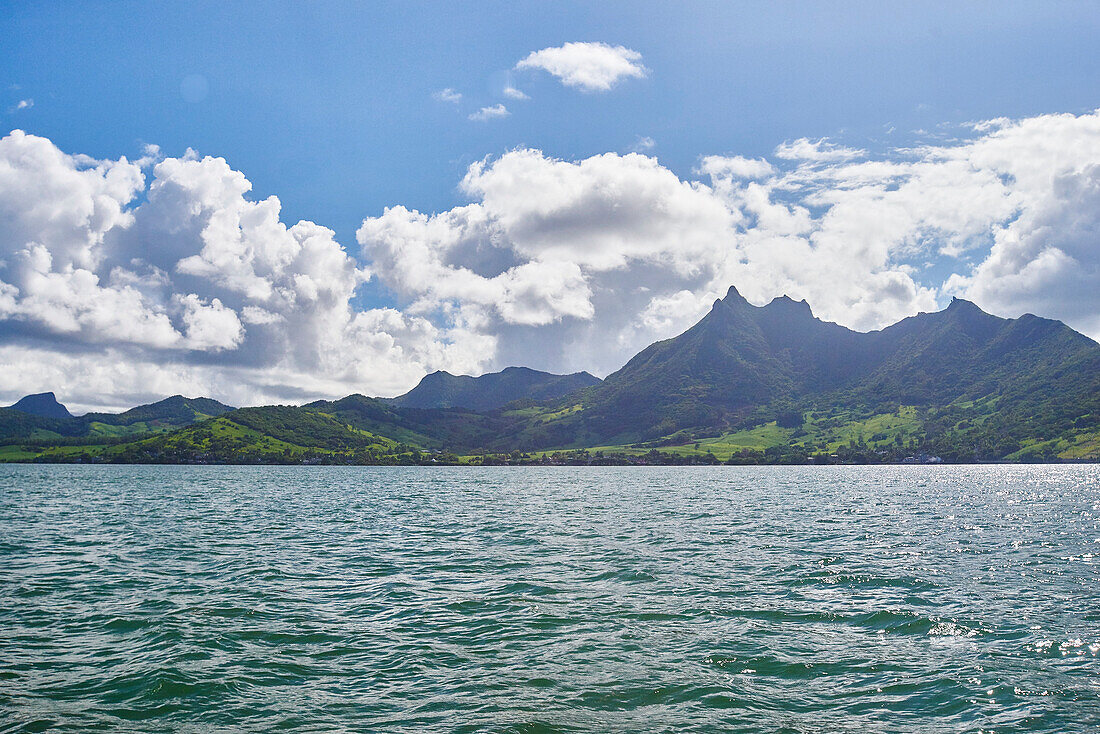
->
[[1, 464, 1098, 732]]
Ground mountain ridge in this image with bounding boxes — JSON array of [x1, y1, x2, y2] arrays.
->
[[386, 366, 600, 411]]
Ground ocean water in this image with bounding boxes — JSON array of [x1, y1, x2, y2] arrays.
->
[[1, 465, 1098, 733]]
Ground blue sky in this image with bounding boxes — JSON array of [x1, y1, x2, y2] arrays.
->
[[2, 1, 1100, 409], [6, 1, 1098, 246]]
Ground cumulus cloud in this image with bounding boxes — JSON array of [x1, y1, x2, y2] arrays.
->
[[0, 131, 490, 409], [177, 294, 244, 351], [502, 86, 529, 100], [515, 42, 647, 92], [4, 108, 1100, 410], [941, 113, 1100, 336], [0, 130, 143, 272], [14, 99, 33, 111], [468, 104, 509, 121], [432, 88, 462, 104]]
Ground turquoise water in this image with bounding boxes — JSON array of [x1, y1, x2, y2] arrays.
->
[[1, 465, 1098, 732]]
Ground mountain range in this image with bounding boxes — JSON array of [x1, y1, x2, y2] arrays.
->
[[2, 286, 1097, 464]]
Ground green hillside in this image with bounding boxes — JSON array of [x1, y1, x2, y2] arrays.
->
[[30, 410, 412, 465]]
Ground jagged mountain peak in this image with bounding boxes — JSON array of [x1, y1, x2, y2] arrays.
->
[[945, 296, 988, 313], [711, 288, 815, 319], [713, 284, 751, 309], [724, 284, 747, 301], [763, 294, 814, 318]]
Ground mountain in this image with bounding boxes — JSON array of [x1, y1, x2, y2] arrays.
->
[[508, 287, 1100, 457], [387, 366, 600, 411], [8, 392, 72, 419], [554, 288, 866, 441]]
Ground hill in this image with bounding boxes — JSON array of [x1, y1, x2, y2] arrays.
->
[[85, 395, 234, 431], [16, 397, 510, 464]]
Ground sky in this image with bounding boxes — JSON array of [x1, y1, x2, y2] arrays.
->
[[2, 1, 1100, 411]]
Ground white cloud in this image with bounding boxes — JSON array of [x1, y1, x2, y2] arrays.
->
[[502, 86, 529, 100], [356, 148, 735, 354], [515, 42, 647, 92], [15, 99, 33, 111], [458, 150, 732, 271], [632, 136, 656, 152], [697, 155, 775, 181], [433, 88, 462, 104], [940, 113, 1100, 336], [3, 243, 180, 348], [177, 294, 244, 351], [775, 137, 866, 162], [468, 104, 509, 121], [0, 129, 143, 272]]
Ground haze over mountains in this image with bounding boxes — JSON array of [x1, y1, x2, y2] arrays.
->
[[2, 287, 1097, 464]]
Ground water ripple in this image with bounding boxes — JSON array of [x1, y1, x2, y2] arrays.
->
[[1, 464, 1099, 732]]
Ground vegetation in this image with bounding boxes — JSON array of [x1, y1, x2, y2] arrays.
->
[[0, 395, 234, 444]]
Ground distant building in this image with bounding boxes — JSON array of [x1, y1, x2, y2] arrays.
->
[[901, 453, 943, 464]]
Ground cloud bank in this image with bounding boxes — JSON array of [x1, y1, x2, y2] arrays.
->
[[3, 109, 1100, 410]]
